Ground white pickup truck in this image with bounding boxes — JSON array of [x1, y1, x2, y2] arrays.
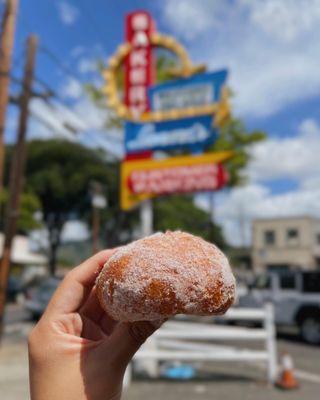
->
[[238, 271, 320, 344]]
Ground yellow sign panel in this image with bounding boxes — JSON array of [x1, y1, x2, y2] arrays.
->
[[121, 151, 233, 210]]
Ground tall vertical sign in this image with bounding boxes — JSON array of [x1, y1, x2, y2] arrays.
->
[[103, 10, 232, 212], [124, 11, 156, 238], [125, 11, 155, 119]]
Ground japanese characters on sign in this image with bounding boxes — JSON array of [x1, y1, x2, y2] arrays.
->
[[125, 11, 155, 117]]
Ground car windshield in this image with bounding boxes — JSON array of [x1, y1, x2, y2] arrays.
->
[[302, 273, 320, 293]]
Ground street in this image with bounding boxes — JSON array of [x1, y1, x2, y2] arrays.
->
[[1, 303, 320, 400]]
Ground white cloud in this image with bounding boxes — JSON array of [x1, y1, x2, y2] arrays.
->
[[57, 1, 79, 25], [29, 95, 123, 159], [247, 118, 320, 181], [60, 78, 83, 100], [163, 0, 225, 41], [162, 0, 320, 117], [29, 99, 78, 140], [196, 117, 320, 246], [78, 57, 98, 74], [197, 183, 320, 246], [245, 0, 320, 42]]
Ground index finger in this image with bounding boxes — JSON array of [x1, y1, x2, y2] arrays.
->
[[45, 249, 116, 316]]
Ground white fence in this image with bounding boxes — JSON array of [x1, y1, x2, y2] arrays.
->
[[125, 304, 277, 386]]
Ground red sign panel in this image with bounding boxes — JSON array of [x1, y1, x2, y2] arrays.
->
[[128, 163, 228, 196], [125, 11, 155, 118]]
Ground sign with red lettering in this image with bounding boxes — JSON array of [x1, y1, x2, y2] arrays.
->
[[128, 163, 228, 195], [125, 11, 155, 118], [121, 151, 232, 210]]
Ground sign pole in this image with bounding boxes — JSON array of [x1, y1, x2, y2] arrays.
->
[[140, 199, 153, 237]]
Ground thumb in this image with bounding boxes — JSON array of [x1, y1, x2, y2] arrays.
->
[[105, 320, 163, 368]]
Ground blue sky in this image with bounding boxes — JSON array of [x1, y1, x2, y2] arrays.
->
[[3, 0, 320, 245]]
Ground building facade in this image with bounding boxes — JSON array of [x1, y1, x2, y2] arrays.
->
[[252, 217, 320, 271]]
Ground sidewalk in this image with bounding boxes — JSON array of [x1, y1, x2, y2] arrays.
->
[[1, 337, 320, 400]]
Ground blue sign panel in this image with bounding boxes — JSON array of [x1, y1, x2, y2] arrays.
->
[[125, 115, 217, 154], [148, 69, 228, 112]]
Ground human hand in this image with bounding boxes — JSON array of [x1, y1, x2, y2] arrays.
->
[[28, 250, 160, 400]]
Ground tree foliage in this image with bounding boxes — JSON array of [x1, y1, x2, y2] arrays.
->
[[0, 189, 41, 233], [153, 195, 227, 250], [4, 139, 225, 274], [212, 117, 266, 186]]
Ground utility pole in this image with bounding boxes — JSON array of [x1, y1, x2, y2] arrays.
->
[[0, 35, 38, 341], [0, 0, 19, 193]]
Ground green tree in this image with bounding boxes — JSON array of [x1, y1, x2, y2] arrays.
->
[[5, 139, 228, 274], [18, 140, 120, 275], [0, 189, 41, 233], [153, 195, 227, 250], [212, 117, 266, 186]]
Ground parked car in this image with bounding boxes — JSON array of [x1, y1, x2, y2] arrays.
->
[[238, 271, 320, 344], [24, 277, 61, 319]]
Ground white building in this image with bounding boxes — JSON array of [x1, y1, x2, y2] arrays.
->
[[252, 217, 320, 271], [0, 233, 47, 266]]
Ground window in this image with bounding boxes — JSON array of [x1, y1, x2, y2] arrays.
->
[[287, 228, 298, 239], [287, 228, 299, 245], [302, 273, 320, 293], [268, 264, 289, 273], [280, 273, 296, 290], [264, 230, 275, 245]]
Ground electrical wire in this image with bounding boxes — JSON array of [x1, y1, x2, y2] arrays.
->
[[39, 45, 85, 86], [8, 6, 122, 158], [10, 71, 123, 160]]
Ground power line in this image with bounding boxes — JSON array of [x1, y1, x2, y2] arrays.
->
[[29, 110, 74, 139], [10, 72, 123, 158], [0, 3, 121, 162], [39, 45, 85, 86]]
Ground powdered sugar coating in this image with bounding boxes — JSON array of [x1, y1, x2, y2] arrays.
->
[[96, 231, 236, 322]]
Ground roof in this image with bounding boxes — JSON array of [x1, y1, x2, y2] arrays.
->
[[252, 216, 320, 224], [0, 233, 48, 265]]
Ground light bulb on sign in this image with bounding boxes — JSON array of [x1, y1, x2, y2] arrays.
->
[[132, 31, 149, 47]]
